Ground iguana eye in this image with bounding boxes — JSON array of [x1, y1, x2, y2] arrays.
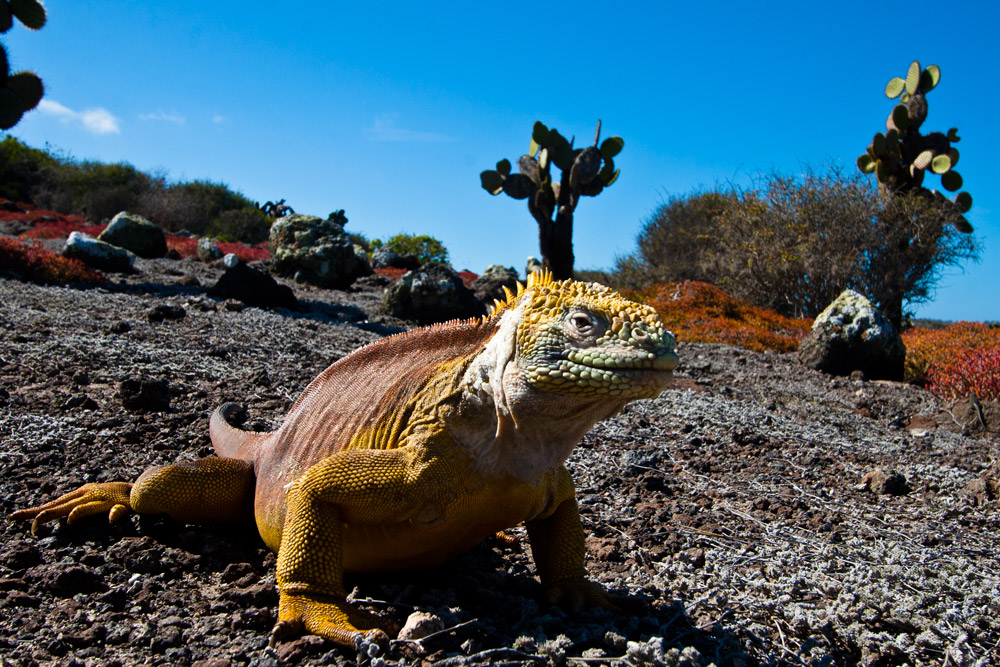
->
[[569, 311, 597, 334]]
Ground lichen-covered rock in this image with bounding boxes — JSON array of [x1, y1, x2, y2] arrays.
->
[[470, 264, 520, 305], [208, 264, 298, 311], [798, 289, 905, 380], [197, 237, 222, 262], [383, 263, 486, 324], [370, 247, 420, 270], [97, 212, 167, 258], [268, 214, 371, 288], [62, 231, 135, 273]]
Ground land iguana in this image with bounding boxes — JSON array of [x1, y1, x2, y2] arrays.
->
[[11, 271, 679, 648]]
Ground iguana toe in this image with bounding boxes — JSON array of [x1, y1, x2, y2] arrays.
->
[[10, 482, 133, 533], [274, 592, 392, 648], [545, 577, 642, 615]]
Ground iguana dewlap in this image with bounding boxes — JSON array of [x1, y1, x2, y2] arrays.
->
[[12, 271, 678, 648]]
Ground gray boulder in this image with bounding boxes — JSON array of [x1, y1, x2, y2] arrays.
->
[[208, 263, 298, 311], [269, 214, 372, 288], [798, 289, 905, 381], [63, 232, 135, 273], [197, 237, 223, 262], [371, 247, 420, 270], [383, 263, 486, 325], [97, 211, 167, 258], [470, 264, 520, 305], [525, 256, 542, 277]]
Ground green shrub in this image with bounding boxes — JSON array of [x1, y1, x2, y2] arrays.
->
[[204, 207, 273, 244], [370, 233, 449, 265], [0, 136, 56, 201], [1, 138, 261, 238]]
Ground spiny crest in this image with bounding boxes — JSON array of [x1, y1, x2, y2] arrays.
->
[[485, 269, 660, 333], [485, 269, 554, 319]]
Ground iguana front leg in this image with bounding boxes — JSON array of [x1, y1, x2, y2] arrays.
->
[[525, 469, 633, 613], [10, 457, 255, 530], [273, 446, 451, 648]]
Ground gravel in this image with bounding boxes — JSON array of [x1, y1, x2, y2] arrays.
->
[[1, 256, 997, 666]]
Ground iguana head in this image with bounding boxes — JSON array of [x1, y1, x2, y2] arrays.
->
[[490, 271, 678, 400]]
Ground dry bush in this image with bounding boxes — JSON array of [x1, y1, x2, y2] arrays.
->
[[626, 281, 810, 352], [617, 168, 979, 324], [614, 191, 734, 289]]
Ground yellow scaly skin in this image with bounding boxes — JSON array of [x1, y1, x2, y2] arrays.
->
[[10, 272, 679, 648]]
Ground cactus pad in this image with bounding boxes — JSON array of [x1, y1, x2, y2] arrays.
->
[[905, 61, 921, 95], [532, 121, 549, 146], [8, 0, 46, 30], [930, 154, 952, 175], [479, 170, 503, 195], [600, 136, 624, 159], [501, 173, 537, 200], [885, 77, 905, 99], [496, 159, 511, 177], [919, 65, 940, 93], [891, 105, 910, 132], [912, 150, 933, 171], [7, 71, 42, 111], [946, 127, 960, 142], [857, 154, 876, 174], [954, 191, 972, 214], [947, 148, 959, 167], [0, 88, 24, 130], [940, 170, 962, 192]]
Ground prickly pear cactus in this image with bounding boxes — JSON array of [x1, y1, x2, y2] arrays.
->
[[856, 61, 972, 231], [480, 120, 623, 279], [0, 0, 46, 130]]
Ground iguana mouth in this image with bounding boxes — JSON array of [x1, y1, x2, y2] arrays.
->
[[524, 347, 678, 397], [566, 348, 679, 372]]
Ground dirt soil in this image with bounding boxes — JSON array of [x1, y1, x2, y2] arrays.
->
[[0, 255, 998, 667]]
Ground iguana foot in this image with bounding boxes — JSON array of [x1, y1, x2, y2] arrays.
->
[[9, 482, 133, 534], [544, 576, 644, 615], [271, 592, 391, 648]]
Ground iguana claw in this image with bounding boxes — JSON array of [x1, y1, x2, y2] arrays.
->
[[9, 482, 133, 534], [273, 592, 392, 648], [544, 576, 644, 615]]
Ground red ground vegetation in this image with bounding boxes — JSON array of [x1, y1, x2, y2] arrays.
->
[[903, 322, 1000, 401], [0, 237, 107, 285], [2, 201, 107, 239], [374, 267, 408, 282], [626, 281, 811, 353], [165, 235, 270, 263]]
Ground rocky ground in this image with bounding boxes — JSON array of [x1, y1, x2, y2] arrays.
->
[[0, 254, 997, 667]]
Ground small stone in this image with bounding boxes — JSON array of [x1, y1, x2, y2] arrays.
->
[[223, 253, 240, 269], [397, 611, 445, 641], [119, 377, 171, 413], [860, 468, 911, 496], [147, 304, 186, 322], [274, 635, 325, 663]]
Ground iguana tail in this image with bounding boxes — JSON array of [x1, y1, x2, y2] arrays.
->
[[210, 403, 270, 462]]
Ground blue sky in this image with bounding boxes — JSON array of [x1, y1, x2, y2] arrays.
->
[[4, 1, 998, 321]]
